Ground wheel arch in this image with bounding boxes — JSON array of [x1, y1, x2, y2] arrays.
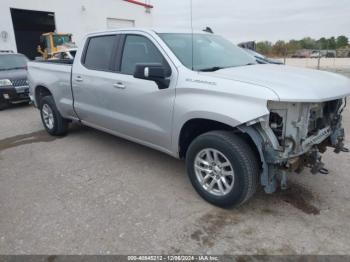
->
[[177, 118, 271, 193], [34, 85, 52, 107], [176, 117, 263, 166]]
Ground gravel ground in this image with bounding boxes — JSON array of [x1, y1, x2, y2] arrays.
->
[[284, 58, 350, 71], [0, 70, 350, 255]]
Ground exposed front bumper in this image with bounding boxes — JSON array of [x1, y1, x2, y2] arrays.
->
[[0, 85, 30, 103]]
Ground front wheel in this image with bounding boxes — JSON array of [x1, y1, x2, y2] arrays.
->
[[40, 96, 68, 136], [0, 97, 9, 110], [186, 131, 259, 207]]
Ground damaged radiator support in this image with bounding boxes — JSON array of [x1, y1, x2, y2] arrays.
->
[[240, 98, 348, 193]]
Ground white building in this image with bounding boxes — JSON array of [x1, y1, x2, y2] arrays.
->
[[0, 0, 153, 59]]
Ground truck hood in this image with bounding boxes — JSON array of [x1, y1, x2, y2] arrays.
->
[[0, 69, 27, 80], [202, 64, 350, 102]]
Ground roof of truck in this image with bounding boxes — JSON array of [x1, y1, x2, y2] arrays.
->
[[152, 28, 211, 34], [86, 28, 211, 37]]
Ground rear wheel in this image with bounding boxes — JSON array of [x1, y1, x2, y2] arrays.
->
[[40, 96, 68, 136], [186, 131, 259, 207]]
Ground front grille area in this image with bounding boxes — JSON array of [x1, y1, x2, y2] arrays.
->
[[308, 99, 342, 136], [10, 79, 28, 87], [268, 99, 345, 154]]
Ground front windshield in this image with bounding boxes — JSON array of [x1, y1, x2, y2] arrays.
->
[[53, 35, 71, 46], [244, 48, 265, 59], [0, 54, 28, 71], [158, 33, 256, 71]]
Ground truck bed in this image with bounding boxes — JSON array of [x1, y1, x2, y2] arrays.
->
[[28, 60, 75, 119], [34, 59, 74, 65]]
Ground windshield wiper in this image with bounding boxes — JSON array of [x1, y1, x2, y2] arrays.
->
[[10, 67, 26, 70], [0, 67, 25, 71], [199, 66, 229, 72], [199, 64, 255, 72]]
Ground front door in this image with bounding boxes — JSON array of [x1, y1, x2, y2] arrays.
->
[[105, 34, 176, 151], [73, 33, 176, 152]]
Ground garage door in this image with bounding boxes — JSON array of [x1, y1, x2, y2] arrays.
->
[[10, 8, 56, 59], [106, 18, 135, 29]]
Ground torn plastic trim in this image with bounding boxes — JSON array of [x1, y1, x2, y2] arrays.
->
[[238, 124, 277, 193]]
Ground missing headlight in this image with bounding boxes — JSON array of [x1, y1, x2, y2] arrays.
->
[[269, 111, 284, 144]]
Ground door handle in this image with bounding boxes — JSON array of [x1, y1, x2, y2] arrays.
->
[[113, 82, 126, 89], [75, 76, 83, 82]]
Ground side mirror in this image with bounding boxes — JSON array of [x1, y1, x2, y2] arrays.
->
[[133, 63, 170, 89]]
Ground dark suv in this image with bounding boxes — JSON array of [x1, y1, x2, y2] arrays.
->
[[0, 51, 30, 110]]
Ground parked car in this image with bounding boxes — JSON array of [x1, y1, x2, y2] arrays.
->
[[291, 49, 310, 58], [310, 51, 323, 58], [243, 48, 284, 64], [28, 29, 350, 207], [325, 51, 336, 58], [291, 54, 307, 58], [0, 51, 30, 110]]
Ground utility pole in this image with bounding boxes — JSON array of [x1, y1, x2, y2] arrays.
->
[[317, 44, 321, 70]]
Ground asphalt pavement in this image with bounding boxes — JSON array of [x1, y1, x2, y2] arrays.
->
[[1, 71, 350, 255]]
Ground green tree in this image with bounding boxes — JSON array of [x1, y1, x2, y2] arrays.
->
[[272, 40, 286, 56], [256, 41, 272, 55], [328, 37, 336, 49], [317, 37, 328, 49], [336, 35, 349, 48], [286, 40, 301, 55], [299, 37, 317, 49]]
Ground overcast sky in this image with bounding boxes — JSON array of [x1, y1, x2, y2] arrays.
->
[[152, 0, 350, 43]]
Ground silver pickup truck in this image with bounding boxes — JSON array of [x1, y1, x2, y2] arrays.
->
[[28, 29, 350, 207]]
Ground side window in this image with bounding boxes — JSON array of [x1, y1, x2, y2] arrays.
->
[[83, 35, 116, 71], [121, 35, 167, 75], [70, 51, 77, 58]]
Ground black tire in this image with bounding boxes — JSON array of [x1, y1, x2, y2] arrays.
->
[[0, 97, 9, 110], [186, 131, 259, 208], [40, 96, 68, 136]]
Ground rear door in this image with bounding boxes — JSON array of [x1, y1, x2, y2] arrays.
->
[[72, 34, 121, 127]]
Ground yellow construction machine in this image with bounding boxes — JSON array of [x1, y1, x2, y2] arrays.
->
[[37, 32, 76, 60]]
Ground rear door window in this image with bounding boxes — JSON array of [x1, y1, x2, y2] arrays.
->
[[83, 35, 117, 71]]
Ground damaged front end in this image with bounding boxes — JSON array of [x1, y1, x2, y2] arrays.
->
[[239, 98, 348, 193]]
